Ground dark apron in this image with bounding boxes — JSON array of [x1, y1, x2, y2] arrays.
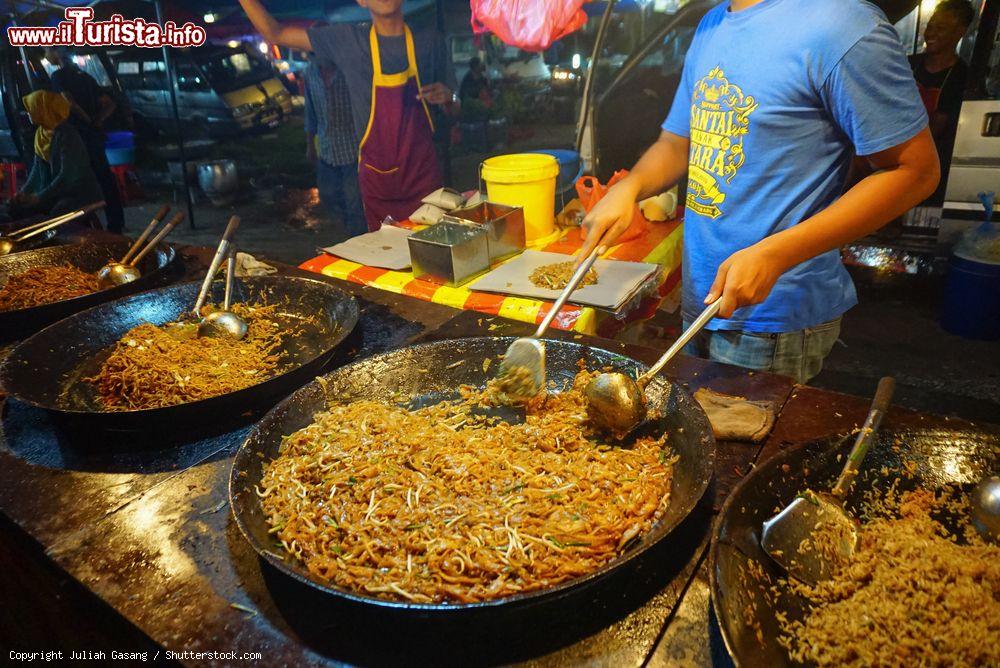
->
[[358, 25, 443, 231]]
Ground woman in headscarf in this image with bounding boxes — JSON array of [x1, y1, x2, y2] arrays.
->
[[11, 90, 103, 219]]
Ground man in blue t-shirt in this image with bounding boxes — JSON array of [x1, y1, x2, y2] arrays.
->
[[580, 0, 939, 383]]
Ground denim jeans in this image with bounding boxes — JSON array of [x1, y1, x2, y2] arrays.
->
[[682, 317, 842, 384], [316, 160, 366, 240]]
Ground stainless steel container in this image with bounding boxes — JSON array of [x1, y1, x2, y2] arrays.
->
[[445, 201, 525, 262], [197, 159, 239, 206], [408, 221, 490, 287]]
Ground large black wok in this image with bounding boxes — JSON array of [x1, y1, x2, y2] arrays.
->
[[0, 275, 359, 435], [711, 427, 999, 667], [0, 239, 177, 342], [230, 337, 716, 614]]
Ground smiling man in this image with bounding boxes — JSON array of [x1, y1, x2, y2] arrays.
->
[[237, 0, 455, 230], [580, 0, 940, 383]]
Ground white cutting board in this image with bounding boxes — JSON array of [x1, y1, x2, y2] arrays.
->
[[469, 250, 660, 311], [323, 225, 414, 270]]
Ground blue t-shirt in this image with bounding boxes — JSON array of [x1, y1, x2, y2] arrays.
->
[[662, 0, 927, 332]]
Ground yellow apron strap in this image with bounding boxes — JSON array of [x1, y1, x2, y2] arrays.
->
[[404, 25, 435, 131], [360, 24, 434, 154]]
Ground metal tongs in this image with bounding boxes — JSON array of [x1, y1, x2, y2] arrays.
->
[[0, 201, 105, 256], [496, 245, 607, 399], [192, 216, 247, 340], [97, 206, 184, 288]]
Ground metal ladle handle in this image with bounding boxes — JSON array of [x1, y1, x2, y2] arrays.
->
[[223, 247, 236, 311], [637, 299, 721, 387], [830, 376, 895, 500], [14, 200, 104, 241], [192, 216, 241, 315], [533, 245, 607, 338], [129, 211, 184, 267], [120, 204, 169, 264]]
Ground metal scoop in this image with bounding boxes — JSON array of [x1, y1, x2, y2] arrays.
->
[[761, 376, 895, 584], [0, 200, 105, 255], [585, 299, 721, 437], [96, 205, 174, 288], [971, 475, 1000, 543], [496, 245, 606, 399], [191, 216, 245, 339], [198, 248, 247, 340]]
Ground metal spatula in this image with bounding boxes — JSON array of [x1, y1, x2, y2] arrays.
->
[[761, 376, 895, 584], [496, 245, 606, 400]]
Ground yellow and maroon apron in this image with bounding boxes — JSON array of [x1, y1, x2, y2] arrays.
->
[[358, 25, 443, 231]]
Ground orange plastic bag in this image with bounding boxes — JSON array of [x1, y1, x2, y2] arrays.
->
[[471, 0, 588, 52], [575, 170, 648, 245]]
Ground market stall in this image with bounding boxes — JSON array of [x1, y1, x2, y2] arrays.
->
[[0, 226, 996, 665]]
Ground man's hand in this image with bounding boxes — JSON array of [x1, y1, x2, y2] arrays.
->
[[418, 83, 452, 105], [704, 242, 787, 319], [578, 178, 641, 262]]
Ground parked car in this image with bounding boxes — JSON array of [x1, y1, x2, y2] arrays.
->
[[109, 45, 292, 137]]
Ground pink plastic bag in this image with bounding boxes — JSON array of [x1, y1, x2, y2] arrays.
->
[[471, 0, 588, 52]]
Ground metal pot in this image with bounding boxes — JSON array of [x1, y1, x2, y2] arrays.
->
[[197, 159, 239, 205]]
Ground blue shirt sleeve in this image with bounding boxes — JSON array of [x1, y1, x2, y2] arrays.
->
[[661, 53, 695, 138], [821, 23, 927, 156]]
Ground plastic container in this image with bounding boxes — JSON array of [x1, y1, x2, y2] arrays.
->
[[104, 131, 135, 166], [481, 153, 558, 244], [941, 252, 1000, 340], [528, 149, 582, 193]]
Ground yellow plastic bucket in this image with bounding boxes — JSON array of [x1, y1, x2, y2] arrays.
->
[[482, 153, 559, 244]]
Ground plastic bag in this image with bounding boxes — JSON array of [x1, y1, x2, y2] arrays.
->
[[954, 191, 1000, 262], [471, 0, 588, 52], [575, 170, 649, 245]]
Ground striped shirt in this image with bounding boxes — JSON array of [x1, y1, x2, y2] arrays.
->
[[303, 60, 358, 167]]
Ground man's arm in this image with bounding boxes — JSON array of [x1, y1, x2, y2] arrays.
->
[[578, 130, 689, 258], [237, 0, 311, 51], [705, 128, 939, 317]]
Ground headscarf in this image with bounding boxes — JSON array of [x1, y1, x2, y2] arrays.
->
[[22, 90, 71, 162]]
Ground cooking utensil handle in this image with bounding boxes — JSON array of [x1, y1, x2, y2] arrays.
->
[[14, 200, 100, 241], [192, 216, 240, 315], [223, 248, 236, 311], [831, 376, 895, 499], [129, 212, 184, 266], [121, 204, 169, 264], [638, 299, 721, 386], [8, 212, 75, 238], [193, 239, 231, 315], [533, 245, 607, 338]]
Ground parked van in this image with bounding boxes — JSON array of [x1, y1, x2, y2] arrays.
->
[[109, 45, 292, 137]]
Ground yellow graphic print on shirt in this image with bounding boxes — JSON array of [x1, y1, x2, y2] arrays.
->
[[686, 67, 758, 219]]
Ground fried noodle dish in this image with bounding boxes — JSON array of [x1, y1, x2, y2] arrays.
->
[[529, 260, 598, 290], [258, 368, 678, 604], [758, 482, 1000, 667], [0, 265, 100, 311], [87, 303, 292, 410]]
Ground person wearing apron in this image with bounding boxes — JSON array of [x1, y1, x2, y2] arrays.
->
[[235, 0, 456, 232], [908, 0, 974, 205], [358, 26, 443, 231]]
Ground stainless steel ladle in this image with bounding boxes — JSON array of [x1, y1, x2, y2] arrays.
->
[[197, 247, 247, 340], [585, 299, 721, 437], [0, 200, 105, 256], [191, 216, 246, 340], [96, 205, 176, 289]]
